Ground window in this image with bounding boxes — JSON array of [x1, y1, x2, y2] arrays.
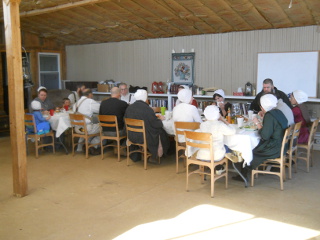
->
[[38, 53, 61, 89]]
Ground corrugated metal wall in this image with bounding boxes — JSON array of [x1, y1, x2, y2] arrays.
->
[[66, 26, 320, 95]]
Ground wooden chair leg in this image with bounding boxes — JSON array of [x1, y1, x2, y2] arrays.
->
[[35, 137, 39, 159], [117, 141, 121, 162], [85, 140, 89, 159]]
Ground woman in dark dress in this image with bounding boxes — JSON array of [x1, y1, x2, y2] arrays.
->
[[212, 89, 232, 117], [290, 90, 311, 144]]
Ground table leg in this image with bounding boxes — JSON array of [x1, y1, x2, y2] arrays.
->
[[58, 135, 69, 154], [232, 162, 248, 188]]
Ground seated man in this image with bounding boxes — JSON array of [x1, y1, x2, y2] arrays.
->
[[250, 78, 292, 113], [99, 87, 128, 137], [73, 88, 101, 155], [124, 89, 169, 163], [119, 82, 136, 104]]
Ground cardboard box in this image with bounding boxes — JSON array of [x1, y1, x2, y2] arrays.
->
[[233, 92, 244, 96], [97, 84, 109, 92]]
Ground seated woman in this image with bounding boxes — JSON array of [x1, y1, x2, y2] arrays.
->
[[290, 90, 311, 143], [249, 94, 288, 171], [175, 85, 198, 108], [172, 88, 202, 142], [196, 105, 236, 174], [31, 86, 55, 112], [212, 89, 232, 117], [124, 89, 169, 164]]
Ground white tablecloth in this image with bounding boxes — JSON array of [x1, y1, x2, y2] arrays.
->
[[49, 112, 72, 137], [224, 125, 260, 165]]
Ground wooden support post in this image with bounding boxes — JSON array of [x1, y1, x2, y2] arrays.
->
[[2, 0, 28, 197]]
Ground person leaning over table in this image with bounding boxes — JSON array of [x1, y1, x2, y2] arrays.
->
[[172, 88, 202, 142], [250, 78, 292, 114], [73, 88, 101, 155], [212, 89, 232, 118], [258, 92, 294, 127], [196, 105, 236, 175], [119, 82, 136, 104], [237, 94, 288, 180], [68, 83, 86, 106], [99, 87, 128, 150], [124, 89, 169, 164], [290, 90, 311, 144], [31, 86, 55, 113]]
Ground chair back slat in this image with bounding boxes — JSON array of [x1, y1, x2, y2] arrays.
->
[[185, 131, 213, 156], [125, 118, 146, 141], [69, 113, 87, 133], [290, 121, 302, 150], [25, 113, 37, 133], [280, 126, 292, 160], [98, 115, 117, 128], [174, 121, 200, 141]]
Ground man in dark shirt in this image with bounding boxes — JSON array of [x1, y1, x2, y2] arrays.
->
[[250, 78, 292, 113], [99, 87, 128, 136]]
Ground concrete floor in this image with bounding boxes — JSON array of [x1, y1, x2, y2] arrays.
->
[[1, 135, 320, 240]]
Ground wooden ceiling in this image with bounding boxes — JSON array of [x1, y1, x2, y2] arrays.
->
[[2, 0, 320, 46]]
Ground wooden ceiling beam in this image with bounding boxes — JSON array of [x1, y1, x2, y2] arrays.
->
[[19, 0, 111, 18]]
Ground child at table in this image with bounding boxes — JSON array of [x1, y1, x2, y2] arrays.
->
[[196, 105, 236, 174], [62, 97, 71, 111], [29, 101, 51, 135]]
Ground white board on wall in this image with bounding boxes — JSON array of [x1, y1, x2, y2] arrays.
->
[[257, 51, 319, 98]]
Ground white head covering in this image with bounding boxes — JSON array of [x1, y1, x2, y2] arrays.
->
[[260, 94, 278, 112], [293, 90, 308, 104], [213, 89, 225, 99], [204, 105, 220, 121], [37, 86, 46, 92], [177, 89, 192, 104], [134, 89, 148, 102], [31, 100, 41, 110]]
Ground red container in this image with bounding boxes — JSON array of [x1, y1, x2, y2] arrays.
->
[[64, 105, 69, 111], [49, 109, 54, 116]]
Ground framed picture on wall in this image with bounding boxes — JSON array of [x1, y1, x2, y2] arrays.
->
[[172, 53, 195, 85]]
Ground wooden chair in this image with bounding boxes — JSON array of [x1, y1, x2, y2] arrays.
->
[[24, 113, 55, 158], [184, 131, 228, 198], [174, 121, 200, 173], [69, 113, 100, 159], [125, 118, 152, 170], [98, 115, 126, 161], [285, 122, 301, 179], [251, 126, 292, 190], [297, 118, 319, 172]]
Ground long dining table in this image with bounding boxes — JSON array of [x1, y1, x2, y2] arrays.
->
[[48, 110, 72, 154], [224, 124, 260, 187]]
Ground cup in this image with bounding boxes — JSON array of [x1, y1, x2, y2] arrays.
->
[[252, 114, 257, 120], [161, 107, 166, 115], [248, 110, 253, 120], [237, 117, 244, 128], [49, 109, 54, 116], [64, 105, 69, 111]]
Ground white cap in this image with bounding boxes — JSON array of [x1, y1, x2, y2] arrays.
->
[[134, 89, 148, 102], [213, 89, 225, 99], [177, 89, 192, 104], [37, 86, 47, 92], [204, 105, 220, 121], [31, 100, 41, 110], [260, 94, 278, 112], [293, 90, 308, 104]]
